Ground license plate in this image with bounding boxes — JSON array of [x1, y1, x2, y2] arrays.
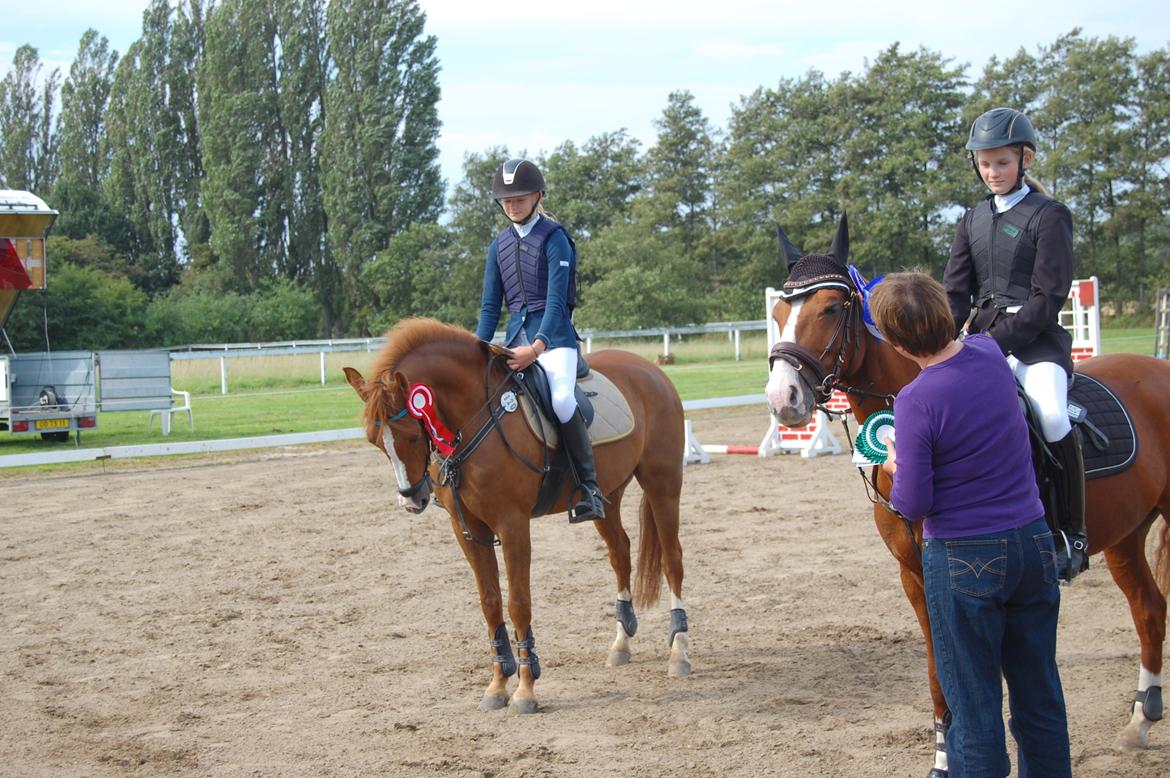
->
[[35, 418, 70, 430]]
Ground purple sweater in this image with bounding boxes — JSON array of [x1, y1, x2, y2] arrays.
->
[[889, 334, 1044, 539]]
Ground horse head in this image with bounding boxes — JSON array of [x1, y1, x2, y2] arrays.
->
[[765, 213, 868, 426], [345, 364, 435, 513], [344, 318, 499, 514]]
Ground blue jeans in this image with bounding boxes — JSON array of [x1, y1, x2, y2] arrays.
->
[[923, 516, 1071, 778]]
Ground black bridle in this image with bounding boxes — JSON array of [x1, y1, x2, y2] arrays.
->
[[381, 353, 550, 547], [767, 281, 915, 542], [768, 288, 869, 415]]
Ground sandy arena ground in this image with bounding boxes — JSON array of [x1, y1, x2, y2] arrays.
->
[[1, 405, 1168, 777]]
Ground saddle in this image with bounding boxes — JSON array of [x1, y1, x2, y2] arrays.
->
[[1019, 370, 1137, 536], [510, 353, 635, 518]]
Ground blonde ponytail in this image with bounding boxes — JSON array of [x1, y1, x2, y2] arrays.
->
[[1024, 174, 1049, 196]]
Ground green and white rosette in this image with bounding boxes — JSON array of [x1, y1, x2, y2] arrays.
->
[[852, 410, 895, 467]]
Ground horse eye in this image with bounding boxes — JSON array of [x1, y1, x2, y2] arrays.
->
[[822, 303, 840, 317]]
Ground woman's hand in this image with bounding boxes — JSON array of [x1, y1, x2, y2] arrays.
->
[[881, 439, 897, 476], [507, 343, 543, 371]]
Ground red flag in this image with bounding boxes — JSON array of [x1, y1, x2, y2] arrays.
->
[[0, 239, 33, 290]]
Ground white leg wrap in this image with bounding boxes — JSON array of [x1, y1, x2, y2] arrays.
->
[[933, 717, 949, 772]]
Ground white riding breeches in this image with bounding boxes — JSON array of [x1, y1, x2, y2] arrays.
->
[[1007, 356, 1071, 442], [537, 346, 579, 424]]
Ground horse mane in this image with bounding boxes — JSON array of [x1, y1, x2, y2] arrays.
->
[[360, 317, 480, 428]]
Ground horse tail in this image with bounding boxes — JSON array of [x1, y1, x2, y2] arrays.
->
[[1154, 515, 1170, 598], [634, 494, 663, 610]]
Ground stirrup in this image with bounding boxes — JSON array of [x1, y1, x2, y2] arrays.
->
[[1055, 531, 1089, 584], [569, 485, 605, 523]]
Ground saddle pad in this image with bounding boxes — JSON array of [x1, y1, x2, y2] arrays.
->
[[1069, 372, 1137, 480], [520, 369, 635, 448]]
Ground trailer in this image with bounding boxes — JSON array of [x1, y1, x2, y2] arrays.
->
[[0, 190, 98, 442], [0, 351, 97, 442]]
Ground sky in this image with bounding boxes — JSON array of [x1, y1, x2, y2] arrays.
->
[[3, 0, 1169, 193]]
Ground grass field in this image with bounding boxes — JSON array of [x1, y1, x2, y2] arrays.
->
[[0, 326, 1157, 459]]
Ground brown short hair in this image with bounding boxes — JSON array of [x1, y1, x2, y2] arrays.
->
[[868, 272, 954, 357]]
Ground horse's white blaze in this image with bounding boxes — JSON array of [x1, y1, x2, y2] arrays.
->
[[765, 301, 806, 417], [381, 427, 412, 507]]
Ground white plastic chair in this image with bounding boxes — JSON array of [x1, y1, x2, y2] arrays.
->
[[147, 389, 194, 435]]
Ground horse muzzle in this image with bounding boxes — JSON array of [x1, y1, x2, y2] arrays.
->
[[766, 358, 816, 427], [398, 473, 433, 514]]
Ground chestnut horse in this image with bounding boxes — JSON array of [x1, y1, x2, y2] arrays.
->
[[765, 216, 1168, 775], [344, 318, 690, 714]]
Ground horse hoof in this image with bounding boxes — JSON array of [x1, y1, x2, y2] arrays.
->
[[508, 697, 539, 715], [1116, 726, 1148, 751], [479, 693, 508, 711], [668, 659, 692, 678], [607, 649, 631, 667]]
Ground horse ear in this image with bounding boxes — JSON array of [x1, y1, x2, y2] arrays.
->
[[343, 366, 367, 397], [828, 211, 850, 264], [776, 223, 803, 272]]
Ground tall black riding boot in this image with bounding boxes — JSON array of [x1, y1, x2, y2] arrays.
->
[[558, 410, 605, 523], [1051, 430, 1088, 582]]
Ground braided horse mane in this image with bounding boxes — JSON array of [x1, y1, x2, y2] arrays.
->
[[359, 317, 481, 435]]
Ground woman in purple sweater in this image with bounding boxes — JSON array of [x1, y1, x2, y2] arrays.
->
[[870, 272, 1070, 778]]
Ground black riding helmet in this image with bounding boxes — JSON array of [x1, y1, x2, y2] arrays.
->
[[491, 158, 545, 199], [965, 107, 1037, 192], [965, 107, 1037, 151], [491, 158, 545, 224]]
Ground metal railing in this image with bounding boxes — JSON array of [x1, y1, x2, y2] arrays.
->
[[169, 321, 771, 394]]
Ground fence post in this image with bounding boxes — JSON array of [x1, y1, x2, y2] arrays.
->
[[220, 356, 228, 395], [734, 329, 741, 361], [586, 336, 592, 353], [662, 333, 670, 359], [320, 351, 327, 385]]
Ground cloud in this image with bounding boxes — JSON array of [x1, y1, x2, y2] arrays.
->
[[693, 39, 789, 60]]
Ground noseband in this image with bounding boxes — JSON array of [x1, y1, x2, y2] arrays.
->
[[769, 290, 862, 409]]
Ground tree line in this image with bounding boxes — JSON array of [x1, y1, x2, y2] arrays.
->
[[1, 2, 1167, 351]]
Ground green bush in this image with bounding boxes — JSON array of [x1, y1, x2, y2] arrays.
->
[[6, 262, 149, 350]]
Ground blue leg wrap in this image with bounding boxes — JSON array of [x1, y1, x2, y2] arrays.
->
[[1135, 686, 1164, 721], [490, 622, 516, 677], [615, 598, 638, 637], [668, 608, 688, 647], [514, 626, 541, 680]]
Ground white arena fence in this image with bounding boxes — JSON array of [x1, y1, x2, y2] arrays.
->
[[174, 321, 770, 395]]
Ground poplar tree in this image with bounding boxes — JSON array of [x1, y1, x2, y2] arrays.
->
[[0, 45, 59, 192], [321, 0, 443, 334], [105, 0, 206, 291], [51, 31, 133, 253]]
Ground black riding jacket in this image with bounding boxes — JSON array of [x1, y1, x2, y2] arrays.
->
[[943, 190, 1076, 374]]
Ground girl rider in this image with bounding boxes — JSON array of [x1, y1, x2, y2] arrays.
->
[[475, 158, 604, 523], [943, 107, 1087, 582]]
